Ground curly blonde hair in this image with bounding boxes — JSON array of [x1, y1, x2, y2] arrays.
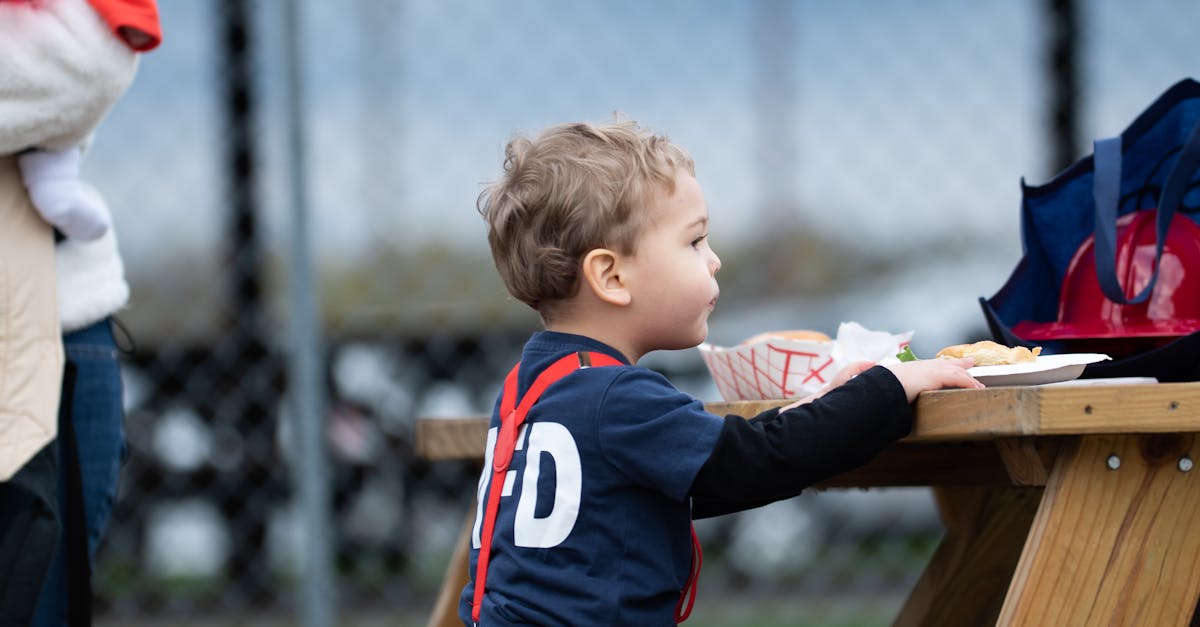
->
[[478, 119, 694, 321]]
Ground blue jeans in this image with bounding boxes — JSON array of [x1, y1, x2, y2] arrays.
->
[[31, 318, 126, 626]]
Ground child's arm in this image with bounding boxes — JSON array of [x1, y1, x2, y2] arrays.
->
[[690, 361, 979, 518], [782, 357, 980, 409], [779, 360, 876, 410]]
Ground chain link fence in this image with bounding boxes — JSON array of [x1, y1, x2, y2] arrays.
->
[[78, 0, 1200, 624]]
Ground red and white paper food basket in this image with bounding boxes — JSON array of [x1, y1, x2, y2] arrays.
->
[[698, 322, 913, 401]]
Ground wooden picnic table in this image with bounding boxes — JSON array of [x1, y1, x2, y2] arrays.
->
[[415, 381, 1200, 626]]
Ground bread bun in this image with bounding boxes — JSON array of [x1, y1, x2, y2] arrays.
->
[[936, 340, 1041, 366], [741, 329, 831, 345]]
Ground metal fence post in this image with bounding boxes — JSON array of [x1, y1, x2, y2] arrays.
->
[[282, 1, 335, 625], [1046, 0, 1080, 174]]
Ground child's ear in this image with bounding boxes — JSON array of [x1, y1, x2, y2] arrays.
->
[[581, 248, 631, 306]]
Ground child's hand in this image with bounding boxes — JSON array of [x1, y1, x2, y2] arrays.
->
[[18, 147, 112, 241], [780, 360, 875, 411], [828, 360, 875, 389], [884, 357, 983, 403]]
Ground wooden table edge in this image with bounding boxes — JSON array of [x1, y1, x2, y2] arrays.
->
[[416, 382, 1200, 461]]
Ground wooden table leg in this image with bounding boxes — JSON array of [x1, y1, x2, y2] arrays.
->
[[427, 501, 475, 627], [894, 485, 1042, 627], [999, 434, 1200, 626]]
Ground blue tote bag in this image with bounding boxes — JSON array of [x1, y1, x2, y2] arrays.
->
[[980, 78, 1200, 382]]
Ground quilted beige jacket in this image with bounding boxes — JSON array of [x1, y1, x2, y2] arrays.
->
[[0, 155, 63, 481]]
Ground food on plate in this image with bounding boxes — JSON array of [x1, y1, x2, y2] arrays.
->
[[936, 340, 1042, 366], [895, 345, 918, 362], [741, 329, 832, 345]]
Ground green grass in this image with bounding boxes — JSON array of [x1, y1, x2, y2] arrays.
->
[[688, 595, 902, 627], [93, 530, 940, 626]]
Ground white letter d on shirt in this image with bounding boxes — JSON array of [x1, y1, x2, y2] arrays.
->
[[472, 423, 582, 549], [514, 422, 581, 547]]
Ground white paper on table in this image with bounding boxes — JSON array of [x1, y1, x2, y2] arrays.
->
[[830, 321, 914, 367]]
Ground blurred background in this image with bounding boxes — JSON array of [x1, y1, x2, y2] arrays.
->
[[82, 0, 1199, 625]]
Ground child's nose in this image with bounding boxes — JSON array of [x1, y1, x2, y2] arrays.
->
[[709, 250, 721, 274]]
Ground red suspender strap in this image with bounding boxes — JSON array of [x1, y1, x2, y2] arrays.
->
[[675, 525, 703, 622], [472, 351, 622, 623]]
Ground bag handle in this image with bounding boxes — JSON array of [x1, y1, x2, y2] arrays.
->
[[1092, 118, 1200, 304]]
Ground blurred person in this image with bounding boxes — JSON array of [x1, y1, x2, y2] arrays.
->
[[3, 0, 159, 243], [460, 118, 982, 625], [0, 141, 65, 627], [0, 0, 160, 624]]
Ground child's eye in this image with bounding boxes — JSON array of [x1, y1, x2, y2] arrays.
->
[[691, 233, 707, 247]]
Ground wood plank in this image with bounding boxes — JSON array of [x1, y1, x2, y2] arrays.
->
[[1034, 383, 1200, 435], [814, 442, 1012, 488], [712, 387, 1045, 440], [894, 486, 1042, 627], [413, 392, 1052, 461], [416, 419, 1015, 487], [416, 416, 489, 461], [998, 434, 1200, 626], [994, 438, 1059, 487], [698, 383, 1200, 440], [415, 383, 1200, 460], [910, 387, 1043, 439], [703, 399, 800, 419], [426, 504, 475, 627]]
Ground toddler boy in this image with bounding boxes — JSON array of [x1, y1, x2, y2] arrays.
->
[[460, 119, 981, 625]]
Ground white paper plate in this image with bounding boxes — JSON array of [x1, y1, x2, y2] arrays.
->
[[968, 353, 1112, 387], [1042, 376, 1157, 387]]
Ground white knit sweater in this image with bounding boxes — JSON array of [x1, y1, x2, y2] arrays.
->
[[0, 0, 137, 151], [57, 231, 130, 332]]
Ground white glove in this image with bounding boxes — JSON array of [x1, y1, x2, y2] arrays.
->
[[18, 147, 112, 241]]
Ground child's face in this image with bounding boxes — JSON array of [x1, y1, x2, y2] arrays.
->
[[624, 169, 722, 352]]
